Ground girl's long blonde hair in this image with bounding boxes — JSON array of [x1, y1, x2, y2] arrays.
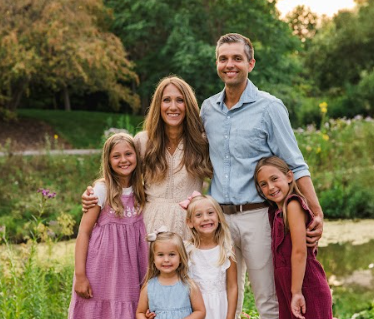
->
[[95, 133, 145, 217], [142, 75, 212, 183], [143, 232, 194, 287], [254, 156, 306, 229], [186, 195, 235, 266]]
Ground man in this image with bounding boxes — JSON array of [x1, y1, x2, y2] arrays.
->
[[200, 33, 323, 319]]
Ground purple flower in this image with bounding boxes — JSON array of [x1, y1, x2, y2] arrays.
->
[[37, 188, 57, 199]]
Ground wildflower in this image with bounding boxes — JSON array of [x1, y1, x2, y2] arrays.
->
[[37, 188, 57, 199], [241, 312, 251, 319], [319, 101, 328, 114], [316, 147, 321, 154], [54, 134, 58, 140], [306, 145, 312, 152], [322, 134, 329, 141]]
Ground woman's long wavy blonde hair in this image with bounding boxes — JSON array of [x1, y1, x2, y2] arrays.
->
[[254, 156, 306, 229], [142, 75, 212, 183], [186, 195, 235, 266], [95, 133, 146, 217], [142, 232, 195, 288]]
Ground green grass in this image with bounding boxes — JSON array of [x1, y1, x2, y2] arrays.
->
[[18, 109, 144, 149]]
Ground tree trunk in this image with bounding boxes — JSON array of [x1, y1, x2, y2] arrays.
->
[[63, 86, 71, 111], [7, 80, 28, 112]]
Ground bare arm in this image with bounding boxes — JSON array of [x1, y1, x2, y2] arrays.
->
[[226, 257, 238, 319], [136, 285, 149, 319], [296, 176, 323, 246], [74, 204, 101, 298], [185, 283, 206, 319], [288, 200, 307, 319], [81, 186, 98, 211]]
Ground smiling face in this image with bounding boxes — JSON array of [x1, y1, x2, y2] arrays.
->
[[160, 84, 186, 130], [153, 241, 181, 276], [187, 198, 220, 237], [256, 165, 293, 208], [109, 140, 137, 187], [216, 42, 255, 88]]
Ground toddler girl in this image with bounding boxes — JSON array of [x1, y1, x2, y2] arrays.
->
[[180, 191, 237, 319], [68, 133, 148, 319], [254, 156, 333, 319], [136, 227, 205, 319]]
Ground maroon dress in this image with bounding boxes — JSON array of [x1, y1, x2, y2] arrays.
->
[[269, 194, 333, 319]]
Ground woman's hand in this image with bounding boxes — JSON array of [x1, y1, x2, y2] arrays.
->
[[81, 186, 98, 212], [74, 275, 93, 299]]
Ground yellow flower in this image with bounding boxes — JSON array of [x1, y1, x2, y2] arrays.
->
[[316, 147, 321, 154], [319, 102, 328, 114], [322, 134, 329, 141], [306, 145, 312, 152], [54, 134, 58, 140], [319, 101, 328, 109]]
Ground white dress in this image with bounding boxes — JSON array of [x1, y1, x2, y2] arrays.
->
[[188, 245, 231, 319]]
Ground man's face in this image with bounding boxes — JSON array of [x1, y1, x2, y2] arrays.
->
[[216, 42, 255, 88]]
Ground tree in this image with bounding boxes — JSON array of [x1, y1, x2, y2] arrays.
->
[[0, 0, 139, 115], [105, 0, 301, 112], [305, 0, 374, 91], [285, 5, 318, 45]]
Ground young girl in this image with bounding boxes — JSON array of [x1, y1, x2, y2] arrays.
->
[[254, 156, 333, 319], [68, 133, 148, 319], [136, 228, 206, 319], [180, 192, 237, 319]]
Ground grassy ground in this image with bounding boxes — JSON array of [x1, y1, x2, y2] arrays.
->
[[17, 109, 144, 149]]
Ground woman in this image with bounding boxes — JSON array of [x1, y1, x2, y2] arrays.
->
[[82, 76, 212, 239]]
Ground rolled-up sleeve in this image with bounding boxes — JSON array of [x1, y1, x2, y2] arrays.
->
[[264, 101, 310, 180]]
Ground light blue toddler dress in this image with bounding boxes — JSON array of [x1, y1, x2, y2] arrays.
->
[[147, 277, 192, 319]]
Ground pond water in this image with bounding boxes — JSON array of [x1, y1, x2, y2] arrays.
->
[[318, 220, 374, 318]]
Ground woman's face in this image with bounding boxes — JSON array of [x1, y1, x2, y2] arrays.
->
[[160, 84, 186, 129]]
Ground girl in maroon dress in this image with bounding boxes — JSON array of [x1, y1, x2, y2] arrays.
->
[[254, 156, 333, 319]]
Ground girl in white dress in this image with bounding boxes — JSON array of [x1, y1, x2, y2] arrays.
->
[[180, 191, 238, 319]]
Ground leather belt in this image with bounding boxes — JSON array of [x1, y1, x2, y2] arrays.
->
[[220, 202, 269, 215]]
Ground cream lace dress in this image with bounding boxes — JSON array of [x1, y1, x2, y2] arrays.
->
[[134, 131, 203, 239]]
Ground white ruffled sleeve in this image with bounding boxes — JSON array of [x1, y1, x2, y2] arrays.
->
[[93, 182, 107, 208]]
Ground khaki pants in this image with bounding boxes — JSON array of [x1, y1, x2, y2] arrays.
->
[[224, 207, 279, 319]]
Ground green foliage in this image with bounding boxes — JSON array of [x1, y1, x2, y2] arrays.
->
[[0, 151, 100, 242], [0, 194, 74, 319], [0, 0, 140, 115], [106, 0, 301, 107], [304, 0, 374, 100], [296, 115, 374, 219]]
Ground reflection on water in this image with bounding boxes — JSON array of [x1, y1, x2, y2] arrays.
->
[[319, 239, 374, 318]]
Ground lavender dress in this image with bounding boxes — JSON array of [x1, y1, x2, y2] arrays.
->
[[68, 183, 148, 319]]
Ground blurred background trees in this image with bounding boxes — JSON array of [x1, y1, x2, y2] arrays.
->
[[1, 0, 374, 125]]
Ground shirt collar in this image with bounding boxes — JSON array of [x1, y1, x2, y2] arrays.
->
[[216, 79, 258, 111]]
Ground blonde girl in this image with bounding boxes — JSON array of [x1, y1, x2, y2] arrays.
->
[[254, 156, 333, 319], [180, 192, 238, 319], [69, 133, 148, 319], [136, 228, 206, 319]]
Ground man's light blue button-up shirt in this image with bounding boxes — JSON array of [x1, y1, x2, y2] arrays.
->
[[201, 79, 310, 205]]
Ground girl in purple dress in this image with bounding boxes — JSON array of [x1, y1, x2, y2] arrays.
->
[[68, 133, 148, 319], [254, 156, 333, 319]]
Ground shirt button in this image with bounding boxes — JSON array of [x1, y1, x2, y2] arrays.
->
[[227, 116, 231, 119], [226, 155, 229, 159], [225, 135, 228, 139], [225, 175, 228, 178]]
